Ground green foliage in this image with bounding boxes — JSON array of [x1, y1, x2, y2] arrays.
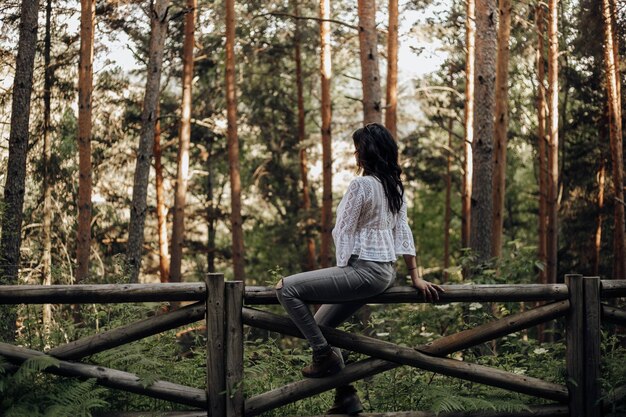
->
[[0, 357, 107, 417]]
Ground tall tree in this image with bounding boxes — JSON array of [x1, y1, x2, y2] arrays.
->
[[0, 0, 41, 342], [546, 0, 559, 284], [462, 0, 475, 250], [126, 0, 171, 283], [594, 162, 606, 276], [490, 0, 512, 258], [42, 0, 54, 332], [536, 2, 548, 285], [76, 0, 95, 282], [226, 0, 246, 280], [319, 0, 333, 268], [357, 0, 382, 124], [153, 105, 170, 283], [170, 0, 197, 283], [443, 89, 453, 283], [602, 0, 625, 279], [385, 0, 398, 138], [469, 0, 498, 262], [294, 0, 317, 271]]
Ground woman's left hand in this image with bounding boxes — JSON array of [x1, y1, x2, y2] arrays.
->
[[412, 278, 445, 302]]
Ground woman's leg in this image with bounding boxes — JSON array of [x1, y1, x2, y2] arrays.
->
[[275, 259, 394, 353]]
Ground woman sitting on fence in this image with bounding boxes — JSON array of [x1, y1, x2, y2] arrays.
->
[[275, 122, 445, 415]]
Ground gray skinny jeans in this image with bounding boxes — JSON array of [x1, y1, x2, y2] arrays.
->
[[276, 255, 395, 361]]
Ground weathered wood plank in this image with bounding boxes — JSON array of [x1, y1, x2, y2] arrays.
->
[[0, 282, 579, 305], [419, 300, 569, 356], [286, 403, 568, 416], [565, 274, 584, 417], [49, 302, 205, 360], [584, 277, 602, 417], [241, 308, 568, 406], [95, 413, 205, 417], [601, 279, 626, 298], [244, 284, 569, 305], [225, 281, 244, 417], [602, 304, 626, 326], [206, 273, 225, 417], [0, 342, 207, 408], [0, 283, 206, 304]]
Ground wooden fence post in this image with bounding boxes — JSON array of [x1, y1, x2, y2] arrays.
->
[[225, 281, 244, 417], [565, 274, 584, 417], [583, 276, 602, 417], [206, 273, 225, 417]]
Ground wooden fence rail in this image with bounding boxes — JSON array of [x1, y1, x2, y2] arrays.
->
[[0, 274, 625, 417]]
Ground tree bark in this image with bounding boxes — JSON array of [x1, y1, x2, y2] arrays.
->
[[206, 137, 216, 273], [609, 0, 620, 125], [444, 98, 453, 283], [603, 0, 625, 280], [357, 0, 382, 124], [170, 0, 196, 284], [294, 0, 317, 271], [126, 0, 170, 283], [153, 105, 170, 283], [490, 0, 511, 258], [546, 0, 559, 285], [319, 0, 333, 268], [226, 0, 246, 281], [536, 3, 548, 286], [462, 0, 475, 250], [594, 162, 606, 277], [384, 0, 398, 138], [469, 0, 498, 262], [76, 0, 95, 282], [43, 0, 54, 333], [0, 0, 41, 342]]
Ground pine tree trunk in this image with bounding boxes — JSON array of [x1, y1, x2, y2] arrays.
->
[[170, 0, 196, 283], [536, 2, 548, 286], [490, 0, 511, 258], [610, 0, 620, 124], [357, 0, 382, 124], [153, 105, 170, 283], [384, 0, 398, 138], [443, 104, 453, 283], [462, 0, 475, 250], [126, 0, 170, 283], [603, 0, 625, 280], [206, 137, 216, 273], [319, 0, 333, 268], [76, 0, 95, 282], [546, 0, 559, 285], [594, 162, 606, 276], [0, 0, 41, 342], [226, 0, 246, 281], [42, 0, 54, 333], [294, 0, 317, 271], [469, 0, 498, 262]]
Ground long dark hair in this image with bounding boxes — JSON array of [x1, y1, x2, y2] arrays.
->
[[352, 123, 404, 214]]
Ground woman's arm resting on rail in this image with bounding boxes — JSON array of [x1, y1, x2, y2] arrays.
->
[[402, 254, 445, 302]]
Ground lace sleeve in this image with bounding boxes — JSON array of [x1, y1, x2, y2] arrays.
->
[[393, 198, 416, 256], [332, 179, 365, 266]]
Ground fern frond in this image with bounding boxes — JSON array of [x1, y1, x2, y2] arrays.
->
[[14, 356, 60, 384]]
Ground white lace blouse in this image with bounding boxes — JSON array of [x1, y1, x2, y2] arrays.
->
[[332, 175, 416, 267]]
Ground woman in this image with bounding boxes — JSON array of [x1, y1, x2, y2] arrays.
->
[[275, 123, 445, 415]]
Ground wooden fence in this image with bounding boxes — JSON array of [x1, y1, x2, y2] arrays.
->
[[0, 273, 625, 417]]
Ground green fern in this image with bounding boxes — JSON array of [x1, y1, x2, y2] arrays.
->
[[44, 379, 108, 417], [13, 355, 60, 384]]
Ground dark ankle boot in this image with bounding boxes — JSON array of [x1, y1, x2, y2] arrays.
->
[[301, 346, 342, 378], [327, 385, 363, 415]]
